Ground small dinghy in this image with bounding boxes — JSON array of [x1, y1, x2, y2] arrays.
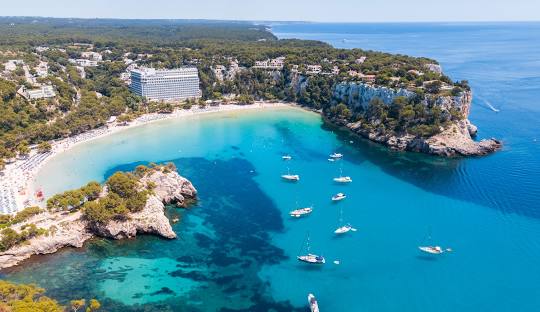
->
[[290, 207, 313, 218], [329, 152, 343, 159], [332, 193, 346, 201], [328, 158, 335, 162], [418, 246, 444, 254], [308, 293, 320, 312], [282, 155, 292, 160]]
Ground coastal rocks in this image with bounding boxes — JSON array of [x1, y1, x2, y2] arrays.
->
[[0, 169, 197, 270], [0, 211, 92, 269], [140, 170, 197, 207], [338, 117, 501, 157], [91, 195, 176, 239], [422, 120, 501, 156]]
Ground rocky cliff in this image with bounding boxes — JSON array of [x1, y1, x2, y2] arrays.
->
[[328, 82, 500, 157], [333, 82, 472, 118], [0, 170, 197, 270]]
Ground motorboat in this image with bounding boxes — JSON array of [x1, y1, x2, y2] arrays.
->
[[331, 193, 346, 201], [282, 155, 292, 160], [333, 176, 352, 183], [290, 207, 313, 218], [329, 152, 343, 159], [418, 246, 444, 254], [297, 253, 326, 264], [308, 293, 320, 312]]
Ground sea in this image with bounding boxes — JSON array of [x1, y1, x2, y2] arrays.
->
[[1, 22, 540, 312]]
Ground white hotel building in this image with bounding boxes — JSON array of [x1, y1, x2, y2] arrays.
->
[[130, 67, 201, 101]]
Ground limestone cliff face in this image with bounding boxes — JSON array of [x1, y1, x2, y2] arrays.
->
[[324, 82, 501, 156], [333, 82, 415, 109], [332, 82, 472, 118], [0, 170, 197, 270]]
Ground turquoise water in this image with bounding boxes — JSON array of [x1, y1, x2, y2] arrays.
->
[[2, 23, 540, 311]]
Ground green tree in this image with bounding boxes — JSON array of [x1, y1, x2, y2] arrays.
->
[[37, 141, 52, 153]]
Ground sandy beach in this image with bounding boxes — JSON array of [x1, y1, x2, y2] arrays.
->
[[0, 102, 289, 214]]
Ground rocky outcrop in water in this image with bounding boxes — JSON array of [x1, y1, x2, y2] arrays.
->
[[331, 115, 501, 157], [328, 82, 500, 157], [0, 170, 197, 269]]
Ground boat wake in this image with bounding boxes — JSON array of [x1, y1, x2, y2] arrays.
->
[[477, 97, 500, 112]]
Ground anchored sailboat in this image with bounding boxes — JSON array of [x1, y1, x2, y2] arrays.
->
[[281, 167, 300, 181], [333, 166, 352, 183], [297, 234, 325, 264], [334, 206, 357, 234], [418, 230, 451, 254]]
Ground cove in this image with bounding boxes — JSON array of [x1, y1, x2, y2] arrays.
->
[[1, 107, 539, 311]]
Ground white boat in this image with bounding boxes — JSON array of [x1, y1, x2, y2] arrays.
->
[[290, 207, 313, 218], [334, 208, 356, 234], [282, 174, 300, 181], [297, 253, 326, 264], [281, 168, 300, 181], [331, 193, 346, 201], [333, 176, 352, 183], [418, 246, 444, 254], [334, 224, 357, 234], [308, 293, 320, 312], [297, 235, 325, 264], [329, 152, 343, 159], [333, 167, 352, 183], [282, 155, 292, 160]]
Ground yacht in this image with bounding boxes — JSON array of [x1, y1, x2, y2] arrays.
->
[[329, 152, 343, 159], [334, 224, 356, 234], [290, 207, 313, 218], [334, 207, 356, 234], [297, 253, 326, 264], [282, 174, 300, 181], [282, 155, 292, 160], [308, 293, 320, 312], [418, 246, 444, 254], [281, 168, 300, 181], [331, 193, 346, 201], [297, 234, 325, 264], [333, 176, 352, 183]]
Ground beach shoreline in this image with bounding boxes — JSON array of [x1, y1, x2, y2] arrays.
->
[[1, 101, 291, 214]]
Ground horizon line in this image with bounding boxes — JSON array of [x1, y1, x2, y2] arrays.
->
[[1, 15, 540, 25]]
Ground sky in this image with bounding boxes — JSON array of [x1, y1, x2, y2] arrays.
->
[[1, 0, 539, 22]]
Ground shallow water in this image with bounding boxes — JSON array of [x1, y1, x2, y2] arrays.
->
[[2, 23, 540, 311]]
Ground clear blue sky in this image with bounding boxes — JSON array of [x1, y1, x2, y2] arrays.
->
[[2, 0, 539, 22]]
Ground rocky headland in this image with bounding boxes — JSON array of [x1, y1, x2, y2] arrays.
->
[[327, 82, 501, 157], [0, 167, 197, 270]]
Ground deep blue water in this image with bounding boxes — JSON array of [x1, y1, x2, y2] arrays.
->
[[273, 22, 540, 218], [2, 23, 540, 312]]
